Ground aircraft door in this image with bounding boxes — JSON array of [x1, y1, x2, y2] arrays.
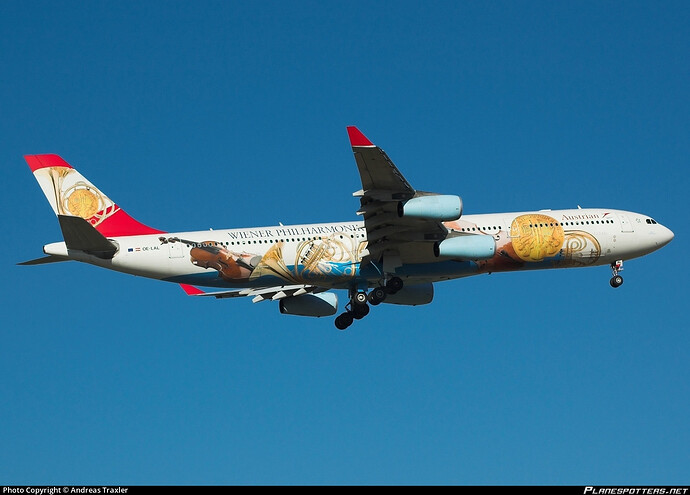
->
[[618, 214, 634, 233], [168, 241, 185, 258], [505, 217, 519, 237]]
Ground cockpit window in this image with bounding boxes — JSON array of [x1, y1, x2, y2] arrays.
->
[[646, 218, 658, 225]]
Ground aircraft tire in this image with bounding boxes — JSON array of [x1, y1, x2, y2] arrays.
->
[[387, 277, 403, 294], [354, 291, 368, 305], [352, 303, 370, 320], [368, 287, 387, 305], [335, 312, 354, 330]]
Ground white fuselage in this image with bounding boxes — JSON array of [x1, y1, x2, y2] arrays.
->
[[44, 207, 674, 290]]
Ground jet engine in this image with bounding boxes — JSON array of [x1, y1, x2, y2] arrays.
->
[[382, 283, 434, 306], [279, 292, 338, 317], [433, 235, 495, 260], [398, 195, 462, 221]]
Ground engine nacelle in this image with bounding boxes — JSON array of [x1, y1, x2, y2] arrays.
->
[[433, 235, 495, 260], [382, 283, 434, 306], [279, 292, 338, 317], [398, 195, 462, 221]]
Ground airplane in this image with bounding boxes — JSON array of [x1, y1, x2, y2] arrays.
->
[[21, 126, 674, 330]]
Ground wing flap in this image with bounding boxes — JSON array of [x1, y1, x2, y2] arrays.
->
[[179, 284, 327, 302]]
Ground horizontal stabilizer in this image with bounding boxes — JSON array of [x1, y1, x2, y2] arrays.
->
[[58, 215, 118, 259], [17, 255, 70, 266]]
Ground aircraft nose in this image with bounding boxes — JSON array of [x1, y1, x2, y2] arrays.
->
[[657, 225, 674, 248]]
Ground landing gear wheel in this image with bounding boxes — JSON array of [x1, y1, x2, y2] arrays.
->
[[610, 260, 624, 288], [335, 312, 354, 330], [352, 303, 370, 320], [368, 287, 387, 306], [354, 291, 368, 305], [386, 277, 403, 294]]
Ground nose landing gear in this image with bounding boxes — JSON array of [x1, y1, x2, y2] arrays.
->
[[610, 260, 624, 288], [334, 277, 404, 330]]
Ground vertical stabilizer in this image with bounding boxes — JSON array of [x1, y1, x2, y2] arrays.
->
[[25, 154, 164, 237]]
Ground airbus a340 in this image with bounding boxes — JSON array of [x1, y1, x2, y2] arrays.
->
[[21, 127, 674, 329]]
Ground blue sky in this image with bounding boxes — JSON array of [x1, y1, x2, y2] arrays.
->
[[1, 0, 688, 485]]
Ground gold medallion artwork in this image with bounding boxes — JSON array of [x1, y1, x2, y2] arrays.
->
[[66, 188, 100, 218], [510, 214, 565, 262]]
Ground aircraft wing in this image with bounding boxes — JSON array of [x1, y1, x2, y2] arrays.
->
[[179, 283, 328, 303], [347, 126, 450, 269]]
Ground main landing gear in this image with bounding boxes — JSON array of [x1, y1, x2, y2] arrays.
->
[[334, 277, 403, 330], [610, 260, 624, 288]]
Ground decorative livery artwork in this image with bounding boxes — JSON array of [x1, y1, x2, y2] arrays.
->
[[445, 213, 603, 273], [509, 213, 565, 262], [163, 212, 608, 286], [161, 233, 367, 285], [34, 165, 120, 228], [253, 235, 366, 283]]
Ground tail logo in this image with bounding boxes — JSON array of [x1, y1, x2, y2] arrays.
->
[[26, 154, 164, 237], [66, 188, 100, 219], [36, 165, 120, 228]]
